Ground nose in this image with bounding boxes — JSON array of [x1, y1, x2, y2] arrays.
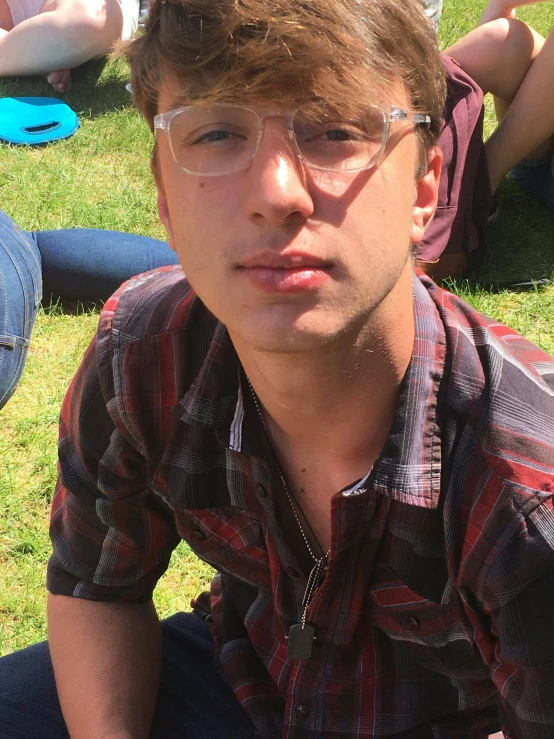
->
[[242, 118, 314, 227]]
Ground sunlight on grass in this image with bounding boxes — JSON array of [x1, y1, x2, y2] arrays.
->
[[0, 306, 215, 654]]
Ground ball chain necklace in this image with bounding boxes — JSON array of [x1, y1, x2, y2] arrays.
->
[[247, 378, 329, 660]]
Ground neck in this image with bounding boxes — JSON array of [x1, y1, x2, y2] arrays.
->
[[233, 271, 415, 465]]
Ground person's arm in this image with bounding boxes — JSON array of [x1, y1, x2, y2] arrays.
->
[[46, 283, 181, 737], [48, 595, 161, 739]]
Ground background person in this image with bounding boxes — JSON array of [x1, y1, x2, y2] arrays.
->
[[447, 0, 554, 201], [0, 0, 138, 91], [417, 0, 554, 278], [0, 209, 177, 409]]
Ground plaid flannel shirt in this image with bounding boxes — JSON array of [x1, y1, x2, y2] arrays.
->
[[48, 267, 554, 738]]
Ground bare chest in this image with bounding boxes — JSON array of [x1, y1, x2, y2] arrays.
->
[[273, 468, 347, 565], [274, 448, 377, 563]]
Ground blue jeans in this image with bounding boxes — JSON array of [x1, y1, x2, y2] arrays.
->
[[0, 210, 178, 410], [0, 612, 256, 739], [511, 154, 554, 213]]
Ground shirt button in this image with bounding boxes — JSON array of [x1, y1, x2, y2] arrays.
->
[[191, 528, 206, 542], [256, 483, 268, 500], [295, 704, 310, 720], [408, 615, 420, 629], [286, 567, 300, 579]]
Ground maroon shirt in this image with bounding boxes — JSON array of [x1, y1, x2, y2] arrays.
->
[[417, 54, 492, 267]]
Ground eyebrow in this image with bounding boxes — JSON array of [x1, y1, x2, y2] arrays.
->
[[164, 99, 190, 113]]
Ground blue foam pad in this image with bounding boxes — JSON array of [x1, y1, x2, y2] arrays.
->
[[0, 96, 79, 145]]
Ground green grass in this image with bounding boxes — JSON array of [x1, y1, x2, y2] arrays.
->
[[1, 0, 554, 655]]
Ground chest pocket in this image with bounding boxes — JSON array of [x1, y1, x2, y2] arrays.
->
[[368, 569, 490, 680], [174, 506, 270, 589]]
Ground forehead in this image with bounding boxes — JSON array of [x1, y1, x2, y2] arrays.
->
[[155, 69, 411, 117]]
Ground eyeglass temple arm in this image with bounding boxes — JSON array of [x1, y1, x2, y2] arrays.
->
[[390, 106, 431, 126]]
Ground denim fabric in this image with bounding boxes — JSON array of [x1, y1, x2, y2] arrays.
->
[[0, 212, 42, 409], [511, 154, 554, 214], [0, 612, 256, 739], [0, 210, 178, 410], [37, 227, 178, 302]]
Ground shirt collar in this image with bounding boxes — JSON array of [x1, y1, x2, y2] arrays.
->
[[369, 275, 446, 509], [175, 275, 446, 509]]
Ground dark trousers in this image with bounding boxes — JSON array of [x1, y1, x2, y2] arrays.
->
[[0, 613, 256, 739]]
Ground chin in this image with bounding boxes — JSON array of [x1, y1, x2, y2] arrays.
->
[[231, 314, 350, 354]]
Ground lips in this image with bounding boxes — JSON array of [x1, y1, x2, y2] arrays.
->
[[238, 251, 332, 270], [237, 252, 333, 294]]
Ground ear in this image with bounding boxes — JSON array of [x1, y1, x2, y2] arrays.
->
[[410, 146, 442, 245], [151, 154, 176, 252]]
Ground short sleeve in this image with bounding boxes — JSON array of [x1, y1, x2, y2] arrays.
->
[[47, 309, 181, 603]]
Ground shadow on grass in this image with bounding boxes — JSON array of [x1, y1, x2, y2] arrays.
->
[[0, 58, 132, 119], [445, 177, 554, 295], [484, 180, 554, 278], [42, 296, 102, 317]]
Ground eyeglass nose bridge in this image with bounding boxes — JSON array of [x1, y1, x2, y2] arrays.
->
[[247, 110, 306, 172]]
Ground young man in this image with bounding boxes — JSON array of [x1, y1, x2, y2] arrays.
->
[[1, 0, 554, 737]]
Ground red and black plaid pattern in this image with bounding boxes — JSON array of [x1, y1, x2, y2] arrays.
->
[[48, 267, 554, 738]]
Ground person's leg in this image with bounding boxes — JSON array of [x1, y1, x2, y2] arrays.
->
[[0, 639, 69, 739], [446, 18, 543, 105], [0, 211, 42, 411], [43, 0, 139, 91], [447, 18, 554, 193], [0, 0, 129, 89], [0, 613, 256, 739], [36, 228, 178, 302], [484, 25, 554, 192], [150, 613, 256, 738]]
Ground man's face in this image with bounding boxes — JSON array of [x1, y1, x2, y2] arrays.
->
[[155, 78, 440, 354]]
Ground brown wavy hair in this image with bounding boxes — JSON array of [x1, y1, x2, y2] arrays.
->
[[123, 0, 446, 171]]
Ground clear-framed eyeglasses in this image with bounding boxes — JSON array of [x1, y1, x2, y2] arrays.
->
[[153, 104, 431, 177]]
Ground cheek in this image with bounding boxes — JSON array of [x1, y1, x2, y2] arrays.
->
[[164, 181, 237, 291], [166, 181, 211, 247], [350, 171, 417, 248]]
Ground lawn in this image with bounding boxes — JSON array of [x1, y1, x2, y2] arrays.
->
[[1, 0, 554, 655]]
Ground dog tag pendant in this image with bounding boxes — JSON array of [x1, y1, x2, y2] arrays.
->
[[287, 623, 315, 660]]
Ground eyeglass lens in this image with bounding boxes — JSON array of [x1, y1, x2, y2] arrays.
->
[[166, 105, 388, 175]]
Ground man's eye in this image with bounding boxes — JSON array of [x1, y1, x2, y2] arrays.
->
[[298, 122, 370, 143], [319, 128, 366, 142], [191, 129, 235, 145]]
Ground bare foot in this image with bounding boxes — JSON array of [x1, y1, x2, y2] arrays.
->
[[45, 69, 71, 93]]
